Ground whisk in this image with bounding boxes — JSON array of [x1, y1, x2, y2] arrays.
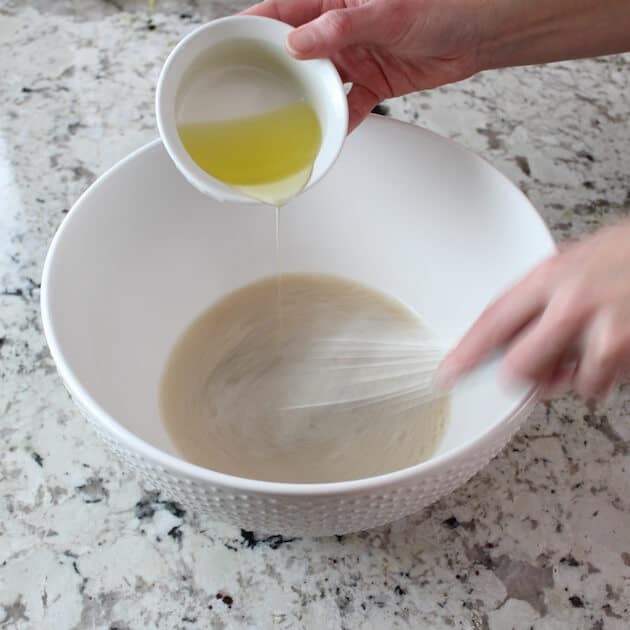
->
[[283, 335, 453, 413]]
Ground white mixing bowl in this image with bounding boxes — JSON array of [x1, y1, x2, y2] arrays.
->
[[41, 117, 554, 536]]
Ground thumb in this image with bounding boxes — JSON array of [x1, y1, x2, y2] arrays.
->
[[287, 6, 382, 58]]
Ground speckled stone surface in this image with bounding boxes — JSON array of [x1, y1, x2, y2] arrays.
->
[[1, 2, 629, 629]]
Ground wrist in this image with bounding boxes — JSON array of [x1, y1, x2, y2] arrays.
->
[[475, 0, 569, 72], [475, 0, 630, 72]]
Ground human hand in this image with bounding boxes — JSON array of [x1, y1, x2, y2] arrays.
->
[[243, 0, 485, 131], [439, 220, 630, 401], [244, 0, 630, 132]]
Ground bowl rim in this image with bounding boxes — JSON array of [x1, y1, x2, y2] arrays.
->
[[41, 116, 554, 497]]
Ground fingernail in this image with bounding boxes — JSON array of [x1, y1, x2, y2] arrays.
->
[[288, 28, 316, 54]]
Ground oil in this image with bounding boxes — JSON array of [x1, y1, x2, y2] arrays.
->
[[175, 38, 323, 206], [177, 101, 321, 205]]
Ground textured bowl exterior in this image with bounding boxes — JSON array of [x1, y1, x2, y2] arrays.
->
[[63, 376, 534, 536]]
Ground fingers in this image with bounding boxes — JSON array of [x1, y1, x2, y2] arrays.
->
[[287, 6, 385, 58], [438, 265, 550, 386], [500, 288, 588, 383], [573, 310, 630, 400], [438, 221, 630, 401], [540, 361, 578, 398], [346, 84, 380, 132], [241, 0, 326, 26], [244, 1, 380, 57]]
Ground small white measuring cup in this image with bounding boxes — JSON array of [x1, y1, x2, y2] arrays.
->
[[156, 15, 348, 204]]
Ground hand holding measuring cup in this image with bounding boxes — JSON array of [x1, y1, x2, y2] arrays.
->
[[244, 0, 483, 132]]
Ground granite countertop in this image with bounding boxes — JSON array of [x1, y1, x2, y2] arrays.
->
[[1, 2, 629, 629]]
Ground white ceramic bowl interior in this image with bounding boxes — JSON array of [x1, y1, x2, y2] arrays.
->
[[156, 15, 348, 203], [41, 117, 554, 536]]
